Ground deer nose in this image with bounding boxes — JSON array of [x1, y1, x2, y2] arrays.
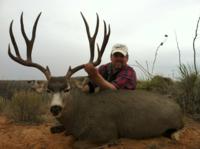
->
[[50, 105, 62, 116]]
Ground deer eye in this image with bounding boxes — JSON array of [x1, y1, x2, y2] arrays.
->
[[64, 88, 70, 93]]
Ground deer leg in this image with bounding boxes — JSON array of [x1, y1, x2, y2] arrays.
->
[[162, 128, 177, 138]]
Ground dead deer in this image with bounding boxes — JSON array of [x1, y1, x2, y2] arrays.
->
[[8, 12, 183, 148]]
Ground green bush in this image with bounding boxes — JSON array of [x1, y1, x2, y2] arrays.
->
[[136, 80, 151, 90], [4, 91, 48, 123], [150, 75, 174, 94], [137, 75, 174, 94]]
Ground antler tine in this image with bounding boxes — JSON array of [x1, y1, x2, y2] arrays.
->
[[66, 13, 99, 78], [80, 12, 99, 63], [9, 20, 21, 58], [66, 13, 110, 78], [20, 12, 42, 61], [8, 12, 51, 80], [94, 21, 111, 66], [66, 64, 85, 78]]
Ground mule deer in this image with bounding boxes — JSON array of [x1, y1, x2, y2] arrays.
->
[[8, 12, 183, 147]]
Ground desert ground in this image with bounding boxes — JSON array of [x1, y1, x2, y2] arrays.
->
[[0, 115, 200, 149]]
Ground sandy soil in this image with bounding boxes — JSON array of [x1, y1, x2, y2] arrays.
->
[[0, 115, 200, 149]]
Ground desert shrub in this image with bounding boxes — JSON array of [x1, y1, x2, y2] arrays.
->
[[137, 75, 174, 94], [150, 75, 174, 94], [4, 91, 48, 123], [136, 80, 151, 90], [176, 64, 200, 120]]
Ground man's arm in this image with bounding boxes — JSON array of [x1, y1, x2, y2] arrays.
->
[[84, 63, 117, 90]]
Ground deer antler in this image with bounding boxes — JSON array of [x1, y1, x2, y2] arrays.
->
[[66, 12, 111, 78], [8, 12, 51, 80]]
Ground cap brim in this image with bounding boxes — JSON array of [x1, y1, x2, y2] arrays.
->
[[111, 50, 127, 56]]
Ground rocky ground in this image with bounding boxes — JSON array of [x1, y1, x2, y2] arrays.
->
[[0, 115, 200, 149]]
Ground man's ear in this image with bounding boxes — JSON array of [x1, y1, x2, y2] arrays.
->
[[27, 80, 47, 93]]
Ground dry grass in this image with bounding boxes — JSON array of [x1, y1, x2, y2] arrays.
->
[[3, 91, 49, 123], [176, 65, 200, 119], [0, 96, 6, 113]]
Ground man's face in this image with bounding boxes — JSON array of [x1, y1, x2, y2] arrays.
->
[[111, 52, 128, 69]]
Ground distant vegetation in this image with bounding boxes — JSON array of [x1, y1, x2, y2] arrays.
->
[[0, 96, 6, 113], [1, 90, 49, 123], [137, 75, 174, 94]]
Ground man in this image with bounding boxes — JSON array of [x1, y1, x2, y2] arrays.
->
[[84, 44, 137, 93]]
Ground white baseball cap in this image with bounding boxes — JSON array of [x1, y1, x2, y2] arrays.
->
[[111, 44, 128, 56]]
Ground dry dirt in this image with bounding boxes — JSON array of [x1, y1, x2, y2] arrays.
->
[[0, 115, 200, 149]]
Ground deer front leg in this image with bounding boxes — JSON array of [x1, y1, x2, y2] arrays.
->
[[49, 119, 66, 134], [50, 124, 65, 134]]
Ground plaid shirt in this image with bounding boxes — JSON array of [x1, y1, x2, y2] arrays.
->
[[98, 63, 137, 90]]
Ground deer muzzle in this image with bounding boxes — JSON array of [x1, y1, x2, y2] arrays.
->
[[50, 105, 62, 116], [50, 93, 64, 116]]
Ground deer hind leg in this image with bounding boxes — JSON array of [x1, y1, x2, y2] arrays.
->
[[162, 128, 177, 138]]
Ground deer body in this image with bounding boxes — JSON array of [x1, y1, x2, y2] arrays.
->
[[57, 89, 183, 143]]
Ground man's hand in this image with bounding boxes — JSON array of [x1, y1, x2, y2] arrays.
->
[[84, 63, 117, 90], [82, 84, 90, 93], [84, 63, 98, 78]]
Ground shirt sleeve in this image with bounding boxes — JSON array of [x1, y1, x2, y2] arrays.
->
[[111, 68, 137, 90], [98, 64, 107, 78]]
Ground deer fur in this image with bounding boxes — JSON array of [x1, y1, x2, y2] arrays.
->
[[56, 87, 183, 143]]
